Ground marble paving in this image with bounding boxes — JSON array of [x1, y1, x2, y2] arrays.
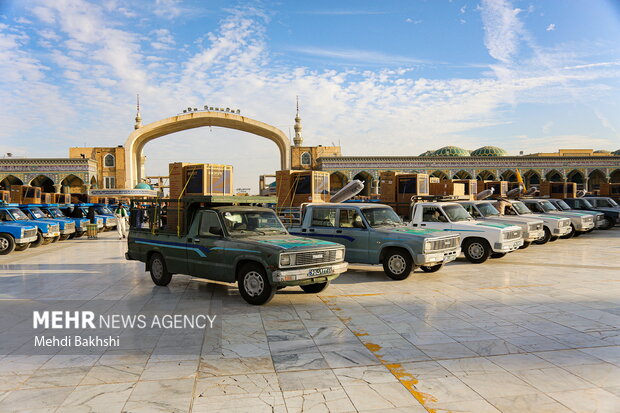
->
[[0, 228, 619, 412]]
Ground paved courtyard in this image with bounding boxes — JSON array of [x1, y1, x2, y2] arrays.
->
[[0, 228, 619, 413]]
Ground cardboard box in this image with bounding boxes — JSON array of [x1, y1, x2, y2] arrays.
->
[[378, 172, 429, 216], [477, 181, 508, 198], [451, 179, 478, 199], [276, 170, 330, 207], [10, 185, 41, 204], [599, 183, 620, 197], [41, 193, 53, 204], [53, 193, 71, 204], [539, 181, 577, 199], [0, 190, 9, 203], [184, 164, 233, 196]]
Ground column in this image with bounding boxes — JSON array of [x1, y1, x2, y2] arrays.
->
[[53, 184, 61, 193]]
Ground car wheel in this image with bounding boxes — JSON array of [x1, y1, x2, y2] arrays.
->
[[0, 234, 15, 255], [490, 252, 506, 258], [549, 236, 559, 242], [420, 263, 443, 273], [518, 241, 531, 249], [149, 253, 172, 286], [74, 231, 85, 238], [42, 237, 53, 245], [560, 225, 575, 239], [59, 234, 71, 241], [30, 232, 44, 248], [600, 217, 614, 230], [300, 281, 330, 293], [533, 227, 551, 245], [14, 243, 29, 251], [50, 236, 60, 243], [238, 262, 275, 305], [463, 238, 491, 263], [573, 230, 582, 237], [382, 248, 413, 280]]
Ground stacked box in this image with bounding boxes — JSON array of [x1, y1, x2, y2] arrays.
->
[[276, 170, 330, 208], [10, 185, 41, 204], [429, 181, 466, 197], [378, 172, 429, 216], [53, 193, 71, 204], [599, 183, 620, 198], [184, 164, 233, 196], [0, 190, 9, 203], [477, 181, 508, 197], [451, 179, 478, 198], [41, 193, 53, 204], [169, 162, 198, 199], [379, 171, 398, 203], [539, 181, 576, 198]]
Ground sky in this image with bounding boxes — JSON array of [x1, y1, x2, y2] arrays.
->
[[1, 0, 620, 192]]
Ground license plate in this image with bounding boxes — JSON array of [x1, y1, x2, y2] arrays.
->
[[308, 267, 332, 277]]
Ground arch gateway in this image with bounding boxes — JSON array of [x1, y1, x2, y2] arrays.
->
[[124, 111, 291, 188]]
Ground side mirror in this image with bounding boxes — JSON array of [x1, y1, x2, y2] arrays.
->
[[209, 226, 223, 236]]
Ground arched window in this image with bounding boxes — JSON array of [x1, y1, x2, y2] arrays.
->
[[301, 152, 311, 166], [104, 153, 115, 167]]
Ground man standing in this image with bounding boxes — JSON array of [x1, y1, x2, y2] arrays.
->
[[115, 204, 128, 239]]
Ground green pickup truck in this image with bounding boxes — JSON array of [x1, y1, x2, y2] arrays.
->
[[125, 196, 347, 305]]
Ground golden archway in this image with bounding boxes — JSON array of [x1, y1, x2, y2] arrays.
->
[[124, 111, 291, 187]]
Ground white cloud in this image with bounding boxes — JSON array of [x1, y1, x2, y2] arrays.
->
[[546, 23, 555, 32], [460, 5, 467, 14], [405, 18, 422, 24], [479, 0, 523, 64]]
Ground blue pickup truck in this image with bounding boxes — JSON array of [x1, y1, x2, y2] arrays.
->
[[59, 204, 105, 232], [20, 205, 76, 241], [0, 204, 60, 247], [38, 204, 89, 238], [77, 204, 117, 231], [0, 205, 38, 254], [288, 203, 461, 279]]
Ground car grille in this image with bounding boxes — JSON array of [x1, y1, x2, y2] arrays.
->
[[427, 236, 459, 252], [582, 216, 593, 224], [50, 224, 59, 232], [24, 228, 36, 238], [596, 215, 604, 222], [504, 229, 522, 240], [293, 250, 339, 266], [529, 223, 542, 231], [559, 219, 570, 227], [65, 222, 75, 231]]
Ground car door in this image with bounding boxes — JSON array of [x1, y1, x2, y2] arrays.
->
[[187, 210, 228, 280], [416, 205, 450, 230], [336, 208, 370, 263]]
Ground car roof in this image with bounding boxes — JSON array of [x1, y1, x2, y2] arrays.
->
[[209, 206, 274, 212], [307, 203, 388, 208]]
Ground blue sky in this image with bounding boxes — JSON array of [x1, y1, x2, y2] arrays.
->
[[1, 0, 619, 191]]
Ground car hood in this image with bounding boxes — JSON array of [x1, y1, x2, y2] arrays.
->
[[592, 207, 620, 215], [375, 226, 449, 239], [0, 222, 36, 229], [235, 235, 340, 251]]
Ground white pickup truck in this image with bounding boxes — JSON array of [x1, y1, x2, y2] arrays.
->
[[458, 200, 545, 249], [409, 202, 523, 263], [498, 200, 572, 244], [520, 199, 595, 238]]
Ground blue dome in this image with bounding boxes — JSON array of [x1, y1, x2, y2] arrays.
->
[[613, 149, 620, 156], [430, 146, 470, 157], [134, 183, 153, 190], [470, 146, 508, 157]]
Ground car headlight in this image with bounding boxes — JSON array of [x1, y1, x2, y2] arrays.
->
[[335, 249, 344, 260], [21, 228, 25, 237], [280, 254, 291, 266], [424, 240, 432, 252]]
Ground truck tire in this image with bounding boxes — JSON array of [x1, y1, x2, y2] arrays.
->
[[74, 231, 85, 238], [382, 248, 413, 280], [463, 238, 491, 264], [237, 262, 275, 305], [560, 225, 575, 239], [534, 227, 551, 245], [549, 236, 559, 242], [51, 236, 60, 243], [600, 217, 614, 230], [0, 234, 15, 255], [14, 243, 29, 251], [149, 253, 172, 286], [42, 236, 53, 245], [490, 252, 506, 258], [573, 230, 582, 237], [420, 263, 443, 273], [519, 241, 531, 249], [300, 281, 330, 293], [30, 232, 44, 248], [59, 234, 71, 241]]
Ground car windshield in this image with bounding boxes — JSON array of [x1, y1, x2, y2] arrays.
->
[[9, 208, 29, 220], [443, 204, 473, 222], [29, 208, 46, 219], [556, 200, 571, 210], [222, 210, 287, 236], [512, 202, 532, 215], [610, 199, 619, 207], [477, 202, 500, 217], [580, 199, 594, 208], [96, 206, 113, 214], [540, 201, 558, 212], [596, 198, 619, 207], [361, 207, 403, 227]]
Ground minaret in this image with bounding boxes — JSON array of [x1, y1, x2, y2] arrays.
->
[[293, 96, 303, 146], [134, 94, 142, 130]]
